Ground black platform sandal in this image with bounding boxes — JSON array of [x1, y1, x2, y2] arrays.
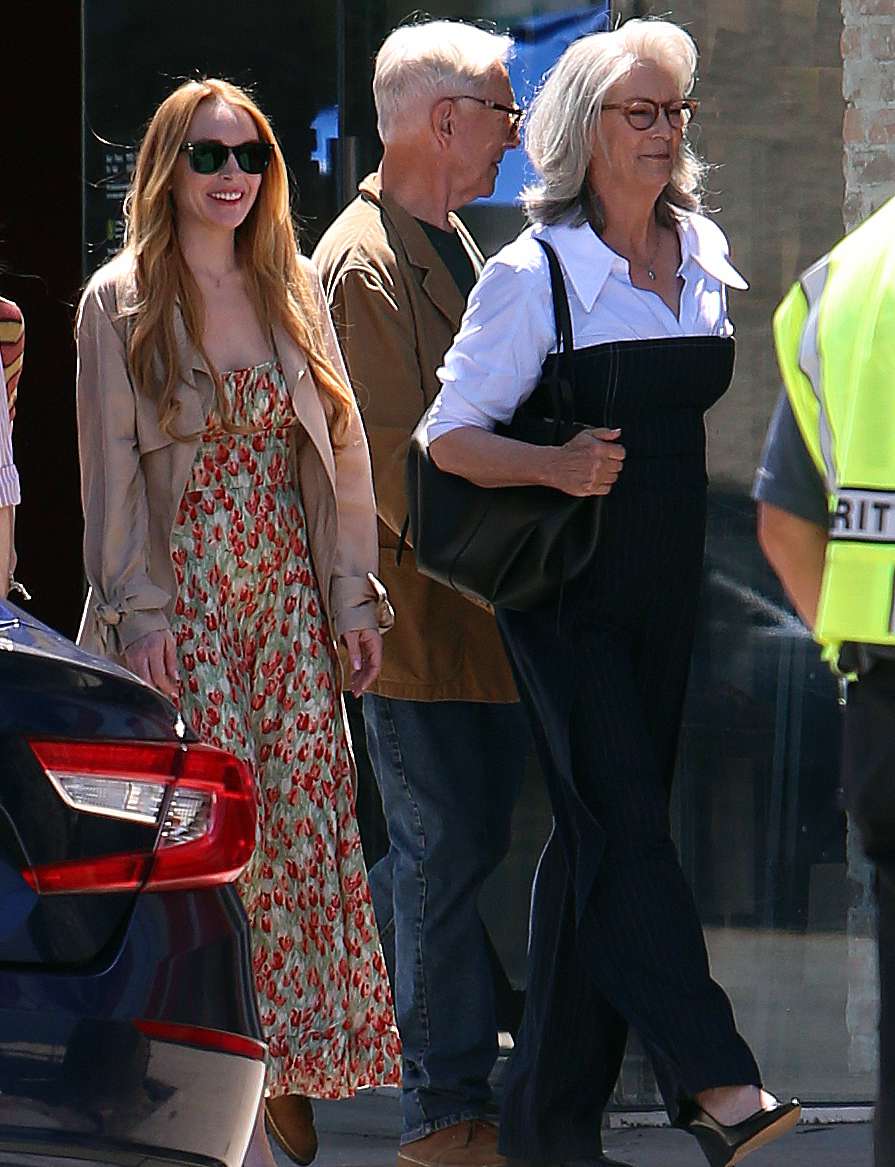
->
[[676, 1098, 801, 1167]]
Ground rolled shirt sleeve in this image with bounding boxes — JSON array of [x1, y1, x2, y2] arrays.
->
[[427, 253, 555, 441]]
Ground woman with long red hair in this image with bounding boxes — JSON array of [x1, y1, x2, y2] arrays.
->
[[75, 78, 400, 1167]]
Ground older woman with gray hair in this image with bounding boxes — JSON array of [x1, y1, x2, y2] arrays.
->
[[427, 18, 799, 1167]]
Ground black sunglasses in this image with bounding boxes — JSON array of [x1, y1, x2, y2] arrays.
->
[[180, 139, 273, 175]]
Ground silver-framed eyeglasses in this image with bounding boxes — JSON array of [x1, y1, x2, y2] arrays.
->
[[601, 99, 699, 131], [448, 94, 525, 130]]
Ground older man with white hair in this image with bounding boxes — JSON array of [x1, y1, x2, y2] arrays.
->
[[314, 20, 528, 1167]]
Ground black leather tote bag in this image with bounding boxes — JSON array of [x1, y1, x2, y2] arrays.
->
[[404, 239, 602, 611]]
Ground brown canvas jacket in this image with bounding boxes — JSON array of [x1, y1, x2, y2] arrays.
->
[[75, 252, 391, 664], [312, 173, 517, 703]]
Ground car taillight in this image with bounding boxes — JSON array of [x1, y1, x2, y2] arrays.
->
[[133, 1019, 267, 1061], [22, 740, 257, 895]]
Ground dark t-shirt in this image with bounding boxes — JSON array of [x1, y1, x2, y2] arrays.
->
[[416, 219, 477, 301], [752, 390, 827, 526]]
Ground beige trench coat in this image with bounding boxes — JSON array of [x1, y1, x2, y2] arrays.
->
[[75, 252, 390, 663]]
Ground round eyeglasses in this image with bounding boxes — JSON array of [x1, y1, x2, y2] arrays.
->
[[180, 140, 273, 175], [601, 99, 699, 131]]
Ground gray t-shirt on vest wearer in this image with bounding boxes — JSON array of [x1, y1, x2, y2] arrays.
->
[[752, 391, 827, 526]]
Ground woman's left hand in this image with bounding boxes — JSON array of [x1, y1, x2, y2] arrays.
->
[[341, 628, 383, 697]]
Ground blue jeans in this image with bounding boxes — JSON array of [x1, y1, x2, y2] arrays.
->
[[362, 696, 527, 1142]]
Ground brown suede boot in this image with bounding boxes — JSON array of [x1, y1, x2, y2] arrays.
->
[[397, 1120, 507, 1167], [265, 1093, 318, 1166]]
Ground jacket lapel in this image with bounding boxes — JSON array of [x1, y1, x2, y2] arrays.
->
[[417, 249, 466, 328], [359, 175, 467, 329], [172, 308, 212, 387], [114, 266, 209, 445], [146, 298, 335, 490], [273, 321, 336, 488], [169, 308, 214, 435]]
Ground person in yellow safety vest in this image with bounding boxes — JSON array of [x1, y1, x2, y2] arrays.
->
[[755, 192, 895, 1167]]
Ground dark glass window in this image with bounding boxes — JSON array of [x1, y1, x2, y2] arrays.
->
[[83, 0, 869, 1106]]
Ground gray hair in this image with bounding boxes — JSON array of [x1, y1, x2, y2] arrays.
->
[[522, 18, 705, 229], [374, 20, 514, 145]]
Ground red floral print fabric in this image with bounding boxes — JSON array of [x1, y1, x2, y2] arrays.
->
[[170, 360, 401, 1099]]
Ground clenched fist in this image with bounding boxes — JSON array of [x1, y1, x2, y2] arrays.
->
[[546, 427, 626, 497]]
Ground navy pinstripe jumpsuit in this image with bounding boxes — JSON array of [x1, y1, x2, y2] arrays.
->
[[495, 336, 762, 1161]]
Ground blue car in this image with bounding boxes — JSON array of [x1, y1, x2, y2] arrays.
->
[[0, 600, 265, 1166]]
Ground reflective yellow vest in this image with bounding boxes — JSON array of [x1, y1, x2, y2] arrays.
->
[[772, 195, 895, 664]]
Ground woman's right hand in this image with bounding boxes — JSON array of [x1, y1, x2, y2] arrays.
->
[[547, 427, 626, 497], [124, 629, 180, 701]]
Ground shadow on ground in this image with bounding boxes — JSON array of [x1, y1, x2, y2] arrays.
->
[[270, 1090, 874, 1167]]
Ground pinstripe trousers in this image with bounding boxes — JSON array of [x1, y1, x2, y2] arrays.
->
[[841, 660, 895, 1167], [494, 337, 761, 1160]]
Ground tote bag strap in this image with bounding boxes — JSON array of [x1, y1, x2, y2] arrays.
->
[[398, 238, 578, 567], [534, 238, 576, 436]]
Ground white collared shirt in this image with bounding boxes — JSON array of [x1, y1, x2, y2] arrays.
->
[[427, 211, 748, 439]]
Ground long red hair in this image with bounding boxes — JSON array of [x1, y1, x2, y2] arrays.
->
[[122, 78, 351, 441]]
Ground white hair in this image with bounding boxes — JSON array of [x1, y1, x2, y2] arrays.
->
[[374, 20, 514, 145], [522, 18, 705, 228]]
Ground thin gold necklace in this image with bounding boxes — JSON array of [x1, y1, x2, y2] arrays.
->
[[640, 232, 661, 282], [598, 220, 662, 281]]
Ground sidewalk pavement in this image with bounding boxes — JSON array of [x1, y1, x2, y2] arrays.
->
[[271, 1089, 874, 1167]]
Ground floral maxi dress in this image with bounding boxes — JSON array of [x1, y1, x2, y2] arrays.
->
[[170, 359, 401, 1099]]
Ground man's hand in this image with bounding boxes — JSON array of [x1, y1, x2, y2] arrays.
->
[[124, 629, 180, 700], [341, 628, 383, 697]]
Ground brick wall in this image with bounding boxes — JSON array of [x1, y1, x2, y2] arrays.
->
[[842, 0, 895, 228]]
